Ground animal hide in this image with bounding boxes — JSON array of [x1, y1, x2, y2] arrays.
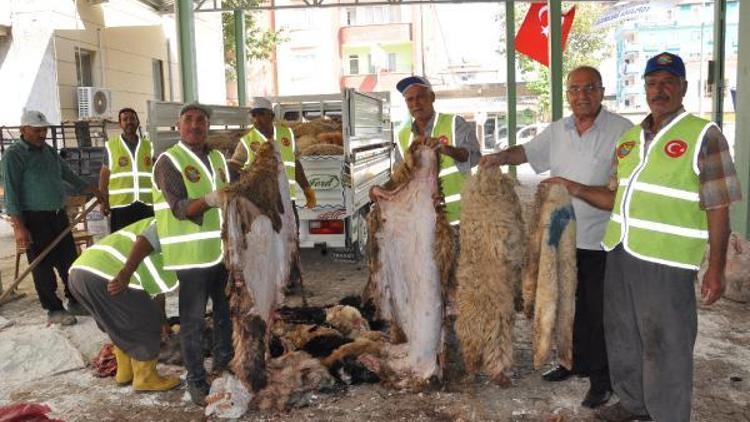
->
[[223, 142, 290, 392], [364, 141, 455, 385], [522, 183, 577, 370], [454, 167, 525, 385], [699, 232, 750, 303], [255, 351, 336, 411]]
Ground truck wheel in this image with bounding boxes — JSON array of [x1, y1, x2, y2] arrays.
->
[[355, 209, 369, 260]]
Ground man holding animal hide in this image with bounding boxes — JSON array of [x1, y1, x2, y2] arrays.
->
[[228, 97, 316, 209], [394, 76, 481, 224], [589, 53, 740, 421], [152, 103, 233, 406], [481, 66, 632, 408]]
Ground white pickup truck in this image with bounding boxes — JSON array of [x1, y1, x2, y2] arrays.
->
[[275, 89, 393, 260]]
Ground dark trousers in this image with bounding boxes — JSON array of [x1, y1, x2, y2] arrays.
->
[[604, 245, 697, 422], [110, 201, 154, 232], [23, 209, 80, 312], [573, 248, 611, 392], [177, 263, 233, 384]]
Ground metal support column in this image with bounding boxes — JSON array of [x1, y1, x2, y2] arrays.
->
[[176, 0, 198, 103], [234, 9, 247, 106], [731, 0, 749, 236], [506, 0, 517, 176], [549, 0, 563, 121], [712, 0, 727, 127]]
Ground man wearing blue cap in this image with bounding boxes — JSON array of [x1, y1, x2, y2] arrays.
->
[[393, 76, 481, 225], [587, 52, 741, 421]]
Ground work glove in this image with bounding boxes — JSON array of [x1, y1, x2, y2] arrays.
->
[[204, 189, 227, 208], [303, 186, 317, 208]]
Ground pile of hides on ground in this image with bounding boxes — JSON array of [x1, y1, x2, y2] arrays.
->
[[454, 166, 525, 386], [289, 118, 344, 156], [205, 298, 389, 416], [522, 183, 577, 370], [91, 343, 116, 378], [364, 141, 456, 389], [222, 142, 294, 393], [699, 232, 750, 303], [0, 403, 63, 422]]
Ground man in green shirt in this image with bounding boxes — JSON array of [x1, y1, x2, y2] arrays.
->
[[2, 109, 104, 325]]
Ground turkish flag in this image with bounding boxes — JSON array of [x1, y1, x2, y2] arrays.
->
[[515, 3, 576, 67]]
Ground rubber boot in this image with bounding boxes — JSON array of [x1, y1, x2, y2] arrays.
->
[[113, 345, 133, 385], [131, 359, 181, 392]]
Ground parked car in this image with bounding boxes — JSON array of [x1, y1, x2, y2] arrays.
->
[[494, 123, 549, 150]]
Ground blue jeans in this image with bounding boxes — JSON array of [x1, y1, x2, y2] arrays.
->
[[177, 263, 233, 384]]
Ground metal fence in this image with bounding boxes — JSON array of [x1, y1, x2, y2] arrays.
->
[[0, 122, 109, 186]]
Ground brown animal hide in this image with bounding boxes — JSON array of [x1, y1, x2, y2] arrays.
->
[[522, 184, 577, 370], [699, 233, 750, 303], [455, 167, 525, 385], [364, 141, 455, 384], [223, 142, 291, 392], [255, 351, 336, 411]]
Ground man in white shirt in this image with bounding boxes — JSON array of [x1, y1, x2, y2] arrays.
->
[[481, 66, 633, 409]]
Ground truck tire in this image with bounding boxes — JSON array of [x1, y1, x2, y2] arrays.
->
[[354, 208, 369, 261]]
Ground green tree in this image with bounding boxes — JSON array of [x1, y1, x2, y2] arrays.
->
[[223, 0, 285, 81], [498, 2, 611, 121]]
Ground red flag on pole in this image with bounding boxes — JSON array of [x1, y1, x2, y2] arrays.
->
[[515, 3, 576, 67]]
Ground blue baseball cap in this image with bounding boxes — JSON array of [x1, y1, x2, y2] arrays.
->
[[644, 52, 685, 78], [396, 75, 431, 95]]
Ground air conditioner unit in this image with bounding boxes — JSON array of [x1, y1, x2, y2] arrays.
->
[[77, 87, 112, 119]]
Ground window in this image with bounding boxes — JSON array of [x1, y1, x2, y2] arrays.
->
[[346, 8, 356, 25], [387, 53, 396, 72], [285, 9, 312, 30], [348, 55, 359, 75], [75, 48, 94, 86], [152, 59, 165, 101]]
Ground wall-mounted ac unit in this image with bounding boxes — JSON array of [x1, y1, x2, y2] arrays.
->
[[77, 87, 112, 119]]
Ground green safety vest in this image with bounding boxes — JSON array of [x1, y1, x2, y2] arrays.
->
[[105, 135, 154, 207], [240, 124, 296, 198], [153, 142, 229, 270], [70, 217, 177, 296], [398, 113, 464, 224], [601, 112, 713, 270]]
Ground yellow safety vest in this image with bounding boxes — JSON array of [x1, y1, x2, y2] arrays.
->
[[602, 112, 712, 270], [105, 135, 154, 207], [153, 142, 229, 270], [240, 124, 296, 198], [398, 113, 464, 224], [70, 217, 177, 296]]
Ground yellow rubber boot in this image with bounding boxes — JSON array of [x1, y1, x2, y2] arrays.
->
[[131, 359, 181, 392], [113, 345, 133, 385]]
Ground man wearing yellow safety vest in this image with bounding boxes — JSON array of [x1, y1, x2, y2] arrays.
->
[[152, 103, 233, 406], [392, 76, 481, 225], [228, 97, 316, 209], [542, 53, 740, 422], [68, 217, 180, 393], [99, 108, 155, 232]]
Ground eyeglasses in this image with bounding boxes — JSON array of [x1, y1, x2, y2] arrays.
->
[[566, 85, 603, 95]]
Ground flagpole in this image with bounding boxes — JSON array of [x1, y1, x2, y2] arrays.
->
[[549, 0, 563, 121], [506, 0, 517, 177]]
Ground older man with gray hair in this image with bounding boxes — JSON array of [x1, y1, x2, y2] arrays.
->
[[393, 76, 481, 225], [1, 110, 103, 325]]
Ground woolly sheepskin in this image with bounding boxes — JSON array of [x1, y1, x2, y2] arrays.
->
[[454, 166, 525, 385], [522, 183, 577, 370]]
